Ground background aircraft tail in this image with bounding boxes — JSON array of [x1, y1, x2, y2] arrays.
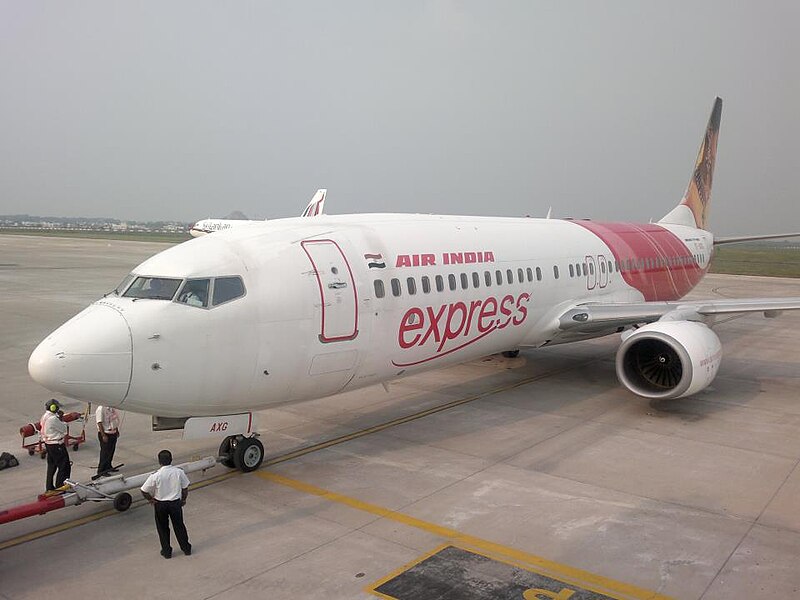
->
[[659, 97, 722, 231], [301, 189, 327, 217]]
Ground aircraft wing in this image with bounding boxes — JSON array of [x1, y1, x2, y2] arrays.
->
[[557, 297, 800, 333]]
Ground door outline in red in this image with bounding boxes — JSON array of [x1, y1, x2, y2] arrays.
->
[[585, 255, 597, 290], [597, 254, 608, 288], [301, 239, 359, 343]]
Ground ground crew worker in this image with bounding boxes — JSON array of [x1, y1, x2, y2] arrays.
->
[[140, 450, 192, 559], [95, 405, 121, 475], [42, 399, 71, 491]]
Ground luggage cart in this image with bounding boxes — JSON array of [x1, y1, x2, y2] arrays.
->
[[19, 407, 89, 458]]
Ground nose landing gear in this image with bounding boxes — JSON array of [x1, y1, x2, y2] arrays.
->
[[218, 435, 264, 472]]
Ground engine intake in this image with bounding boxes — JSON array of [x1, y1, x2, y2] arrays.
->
[[616, 321, 721, 399]]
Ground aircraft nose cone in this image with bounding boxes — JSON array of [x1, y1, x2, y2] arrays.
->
[[29, 304, 132, 404]]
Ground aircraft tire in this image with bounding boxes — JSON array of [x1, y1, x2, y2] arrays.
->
[[502, 350, 520, 358], [218, 436, 236, 469], [233, 437, 264, 473]]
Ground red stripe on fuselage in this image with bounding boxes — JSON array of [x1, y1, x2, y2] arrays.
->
[[571, 221, 704, 301]]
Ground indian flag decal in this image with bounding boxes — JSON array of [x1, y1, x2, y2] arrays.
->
[[365, 253, 386, 269]]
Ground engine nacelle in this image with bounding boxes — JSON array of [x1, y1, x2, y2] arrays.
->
[[616, 321, 722, 399]]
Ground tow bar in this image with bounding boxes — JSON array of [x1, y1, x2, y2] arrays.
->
[[0, 456, 218, 525]]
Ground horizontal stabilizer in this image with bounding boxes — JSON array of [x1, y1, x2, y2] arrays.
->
[[714, 232, 800, 245]]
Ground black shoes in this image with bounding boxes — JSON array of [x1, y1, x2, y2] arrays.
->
[[160, 546, 191, 558]]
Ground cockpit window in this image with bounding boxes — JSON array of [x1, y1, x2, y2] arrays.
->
[[212, 276, 245, 306], [177, 279, 210, 308], [113, 273, 135, 296], [123, 277, 182, 300]]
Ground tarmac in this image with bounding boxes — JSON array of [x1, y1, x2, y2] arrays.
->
[[1, 234, 799, 599]]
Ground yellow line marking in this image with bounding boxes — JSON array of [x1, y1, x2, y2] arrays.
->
[[0, 357, 598, 551], [256, 471, 672, 600], [261, 357, 600, 468]]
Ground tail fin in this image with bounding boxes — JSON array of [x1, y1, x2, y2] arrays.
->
[[659, 97, 722, 230], [301, 189, 326, 217]]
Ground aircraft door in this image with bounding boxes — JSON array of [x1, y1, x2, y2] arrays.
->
[[598, 254, 608, 288], [301, 239, 359, 342], [585, 255, 597, 290]]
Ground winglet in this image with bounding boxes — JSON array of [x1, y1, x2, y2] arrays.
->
[[301, 189, 327, 217], [660, 98, 722, 230]]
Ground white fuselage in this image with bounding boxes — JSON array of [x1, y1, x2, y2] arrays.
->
[[28, 214, 713, 417]]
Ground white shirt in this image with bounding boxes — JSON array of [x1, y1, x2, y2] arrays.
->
[[42, 413, 67, 444], [40, 411, 53, 432], [141, 465, 190, 501], [96, 406, 121, 433]]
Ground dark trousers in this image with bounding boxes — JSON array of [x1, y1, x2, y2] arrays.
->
[[45, 443, 71, 490], [97, 431, 118, 474], [154, 499, 190, 554]]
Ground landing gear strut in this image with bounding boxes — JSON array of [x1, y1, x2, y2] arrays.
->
[[219, 435, 264, 472]]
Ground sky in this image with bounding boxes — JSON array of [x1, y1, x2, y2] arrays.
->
[[0, 1, 797, 235]]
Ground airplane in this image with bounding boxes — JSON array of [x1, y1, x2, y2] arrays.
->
[[28, 98, 800, 472], [188, 189, 327, 236]]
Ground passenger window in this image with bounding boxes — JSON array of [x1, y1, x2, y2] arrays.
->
[[495, 270, 502, 286], [536, 267, 542, 281], [407, 277, 417, 295], [391, 278, 401, 297], [472, 272, 480, 288], [553, 265, 559, 279], [517, 268, 524, 283], [526, 267, 533, 282], [421, 276, 431, 294], [435, 275, 444, 292], [589, 262, 595, 275], [460, 273, 469, 289], [569, 264, 575, 278], [600, 261, 606, 273], [211, 276, 245, 306], [374, 280, 385, 298], [484, 271, 492, 287], [123, 277, 182, 301], [506, 269, 513, 284], [448, 274, 457, 291], [178, 279, 210, 308]]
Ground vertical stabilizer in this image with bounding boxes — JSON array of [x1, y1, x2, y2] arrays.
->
[[301, 189, 327, 217], [659, 97, 722, 230]]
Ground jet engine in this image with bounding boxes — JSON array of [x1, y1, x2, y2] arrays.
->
[[615, 321, 722, 399]]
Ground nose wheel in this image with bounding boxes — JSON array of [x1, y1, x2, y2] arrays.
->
[[218, 435, 264, 473]]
